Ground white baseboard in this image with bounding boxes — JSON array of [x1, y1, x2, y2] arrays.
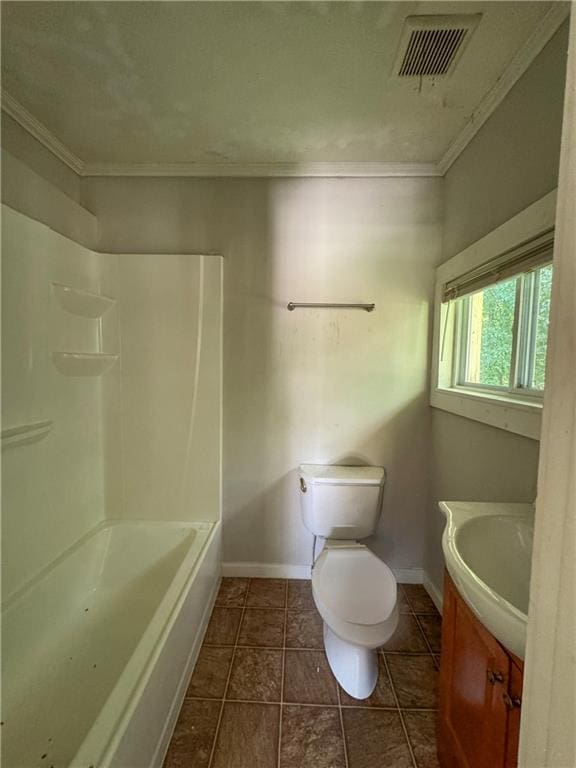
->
[[423, 570, 444, 615], [223, 561, 425, 584], [223, 561, 312, 579], [392, 568, 424, 584]]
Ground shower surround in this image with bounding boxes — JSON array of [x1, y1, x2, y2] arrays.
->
[[1, 205, 223, 767]]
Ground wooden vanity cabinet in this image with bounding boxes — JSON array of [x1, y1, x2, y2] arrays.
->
[[438, 572, 524, 768]]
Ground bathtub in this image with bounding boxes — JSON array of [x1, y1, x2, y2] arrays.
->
[[1, 520, 221, 768]]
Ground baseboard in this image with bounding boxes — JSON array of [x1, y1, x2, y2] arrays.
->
[[223, 561, 312, 579], [392, 568, 424, 585], [223, 561, 425, 584], [423, 570, 444, 615]]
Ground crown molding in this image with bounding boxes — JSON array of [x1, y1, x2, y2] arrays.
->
[[1, 91, 84, 175], [1, 2, 568, 181], [80, 160, 441, 178], [1, 94, 439, 176], [437, 2, 570, 175]]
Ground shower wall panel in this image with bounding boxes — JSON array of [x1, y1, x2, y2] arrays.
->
[[1, 206, 112, 598], [108, 253, 222, 523], [2, 205, 223, 601]]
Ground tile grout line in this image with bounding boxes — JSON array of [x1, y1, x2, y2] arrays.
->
[[336, 680, 350, 768], [186, 695, 436, 712], [402, 583, 441, 669], [400, 585, 442, 764], [199, 580, 437, 768], [204, 603, 440, 613], [276, 581, 289, 768], [211, 586, 439, 613], [321, 571, 348, 768], [206, 578, 250, 768], [207, 603, 317, 612], [204, 642, 435, 656], [381, 651, 419, 768], [413, 613, 437, 658]]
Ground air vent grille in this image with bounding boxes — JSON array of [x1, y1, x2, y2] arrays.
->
[[394, 15, 481, 78], [399, 27, 467, 76]]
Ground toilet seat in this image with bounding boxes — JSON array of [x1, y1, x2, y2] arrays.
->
[[312, 544, 396, 626], [311, 542, 400, 697]]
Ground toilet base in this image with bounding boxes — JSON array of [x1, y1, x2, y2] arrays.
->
[[323, 623, 378, 700]]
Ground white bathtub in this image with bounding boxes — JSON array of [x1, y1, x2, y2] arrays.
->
[[1, 520, 221, 768]]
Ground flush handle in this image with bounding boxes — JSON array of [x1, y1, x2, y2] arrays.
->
[[487, 669, 504, 685], [300, 478, 307, 493]]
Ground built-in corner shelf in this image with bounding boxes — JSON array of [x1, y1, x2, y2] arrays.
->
[[52, 282, 116, 318], [51, 352, 119, 377], [1, 420, 53, 450]]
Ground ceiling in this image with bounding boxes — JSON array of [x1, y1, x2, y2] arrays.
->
[[0, 1, 568, 175]]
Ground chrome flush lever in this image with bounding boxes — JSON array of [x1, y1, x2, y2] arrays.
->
[[300, 478, 307, 493]]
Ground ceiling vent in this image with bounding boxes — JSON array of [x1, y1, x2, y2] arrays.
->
[[393, 14, 481, 78]]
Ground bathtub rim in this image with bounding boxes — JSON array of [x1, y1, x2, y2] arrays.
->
[[2, 518, 220, 768], [110, 523, 222, 768], [1, 518, 213, 612], [73, 519, 220, 768]]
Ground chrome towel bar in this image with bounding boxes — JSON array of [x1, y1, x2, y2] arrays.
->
[[287, 302, 375, 312]]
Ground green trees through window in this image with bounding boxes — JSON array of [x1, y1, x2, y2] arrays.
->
[[458, 263, 552, 393], [476, 278, 517, 387], [532, 264, 552, 390]]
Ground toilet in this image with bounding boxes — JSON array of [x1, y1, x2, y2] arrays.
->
[[298, 464, 399, 699]]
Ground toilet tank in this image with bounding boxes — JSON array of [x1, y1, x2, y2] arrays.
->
[[298, 464, 386, 540]]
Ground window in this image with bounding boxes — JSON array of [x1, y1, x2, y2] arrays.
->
[[431, 191, 556, 439], [455, 262, 553, 396]]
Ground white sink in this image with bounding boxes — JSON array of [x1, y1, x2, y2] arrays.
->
[[440, 501, 535, 659]]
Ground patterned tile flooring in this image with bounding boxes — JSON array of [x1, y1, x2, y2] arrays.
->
[[163, 578, 441, 768]]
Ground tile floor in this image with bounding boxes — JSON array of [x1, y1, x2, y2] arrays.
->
[[164, 578, 441, 768]]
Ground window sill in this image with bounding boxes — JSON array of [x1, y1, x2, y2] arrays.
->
[[430, 386, 542, 440]]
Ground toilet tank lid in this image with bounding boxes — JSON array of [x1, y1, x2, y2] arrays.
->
[[299, 464, 386, 486]]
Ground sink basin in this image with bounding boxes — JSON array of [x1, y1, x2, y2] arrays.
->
[[440, 501, 535, 659]]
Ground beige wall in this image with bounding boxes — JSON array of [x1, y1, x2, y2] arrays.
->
[[2, 114, 81, 203], [1, 149, 98, 249], [2, 121, 444, 575], [1, 114, 97, 248], [3, 20, 568, 581], [425, 22, 569, 597], [5, 132, 442, 568], [82, 176, 443, 573], [443, 23, 569, 261]]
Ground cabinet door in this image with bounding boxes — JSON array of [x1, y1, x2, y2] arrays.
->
[[439, 574, 510, 768], [504, 659, 523, 768]]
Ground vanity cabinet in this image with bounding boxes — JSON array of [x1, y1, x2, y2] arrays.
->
[[438, 572, 524, 768]]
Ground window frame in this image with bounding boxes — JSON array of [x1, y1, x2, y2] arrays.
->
[[453, 262, 552, 400], [430, 190, 557, 440]]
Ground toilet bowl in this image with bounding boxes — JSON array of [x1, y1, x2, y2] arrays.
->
[[312, 541, 399, 698], [298, 463, 399, 699]]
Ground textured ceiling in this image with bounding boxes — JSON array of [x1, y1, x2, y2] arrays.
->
[[0, 1, 562, 165]]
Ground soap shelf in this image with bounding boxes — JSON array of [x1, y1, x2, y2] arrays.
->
[[51, 352, 119, 377], [52, 282, 116, 318], [1, 420, 53, 449]]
